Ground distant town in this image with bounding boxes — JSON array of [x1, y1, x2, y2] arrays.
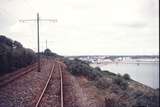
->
[[67, 55, 159, 64]]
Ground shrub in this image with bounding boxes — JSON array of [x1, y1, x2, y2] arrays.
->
[[133, 91, 159, 107], [123, 73, 130, 80], [43, 48, 61, 59], [95, 67, 101, 71], [64, 58, 102, 80], [0, 35, 36, 75], [113, 74, 128, 90], [102, 70, 116, 77], [95, 77, 111, 89]]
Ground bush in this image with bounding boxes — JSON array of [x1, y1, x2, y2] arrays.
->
[[0, 35, 36, 75], [95, 67, 101, 71], [64, 58, 102, 80], [123, 73, 130, 80], [102, 70, 116, 77], [43, 48, 61, 59], [95, 77, 111, 89], [114, 74, 128, 90], [133, 94, 159, 107]]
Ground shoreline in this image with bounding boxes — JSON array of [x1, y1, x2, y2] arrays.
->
[[91, 61, 159, 65], [90, 63, 159, 89]]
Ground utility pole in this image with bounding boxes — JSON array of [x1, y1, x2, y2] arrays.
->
[[37, 13, 40, 72], [20, 13, 57, 72], [46, 40, 48, 49]]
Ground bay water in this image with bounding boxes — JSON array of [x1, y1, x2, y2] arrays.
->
[[91, 63, 159, 89]]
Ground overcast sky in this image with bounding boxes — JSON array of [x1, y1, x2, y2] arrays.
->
[[0, 0, 159, 56]]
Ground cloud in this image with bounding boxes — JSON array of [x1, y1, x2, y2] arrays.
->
[[0, 0, 159, 55], [115, 22, 148, 28], [0, 8, 16, 31]]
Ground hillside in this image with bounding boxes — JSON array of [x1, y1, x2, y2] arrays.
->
[[64, 58, 159, 107]]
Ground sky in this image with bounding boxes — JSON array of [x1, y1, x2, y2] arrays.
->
[[0, 0, 159, 56]]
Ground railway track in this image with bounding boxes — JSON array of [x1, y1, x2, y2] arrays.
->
[[0, 63, 38, 88], [35, 61, 64, 107], [0, 62, 37, 81], [0, 59, 50, 88], [0, 59, 65, 107]]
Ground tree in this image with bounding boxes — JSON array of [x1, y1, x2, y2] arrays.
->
[[0, 35, 36, 75], [13, 41, 23, 48]]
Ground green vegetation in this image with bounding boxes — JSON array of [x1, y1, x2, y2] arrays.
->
[[101, 70, 116, 77], [0, 35, 36, 75], [0, 35, 62, 76], [133, 92, 159, 107], [113, 74, 128, 90], [43, 48, 60, 58], [95, 77, 111, 89], [64, 55, 159, 107], [64, 58, 102, 80], [123, 73, 130, 80], [64, 58, 129, 90]]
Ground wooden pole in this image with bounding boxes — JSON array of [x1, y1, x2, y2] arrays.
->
[[37, 13, 40, 72]]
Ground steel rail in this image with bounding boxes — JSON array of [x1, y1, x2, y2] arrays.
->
[[56, 60, 67, 68], [0, 64, 38, 87], [0, 63, 37, 81], [0, 59, 46, 86], [35, 63, 56, 107], [58, 63, 64, 107]]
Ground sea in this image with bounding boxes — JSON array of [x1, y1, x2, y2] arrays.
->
[[91, 63, 159, 89]]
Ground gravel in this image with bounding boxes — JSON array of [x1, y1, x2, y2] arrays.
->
[[0, 60, 104, 107], [0, 59, 53, 107], [39, 63, 61, 107]]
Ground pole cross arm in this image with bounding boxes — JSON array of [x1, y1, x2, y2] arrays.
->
[[19, 19, 37, 22], [19, 13, 57, 72], [39, 19, 57, 22], [19, 19, 57, 23]]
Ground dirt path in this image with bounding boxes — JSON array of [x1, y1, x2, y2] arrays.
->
[[62, 66, 102, 107]]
